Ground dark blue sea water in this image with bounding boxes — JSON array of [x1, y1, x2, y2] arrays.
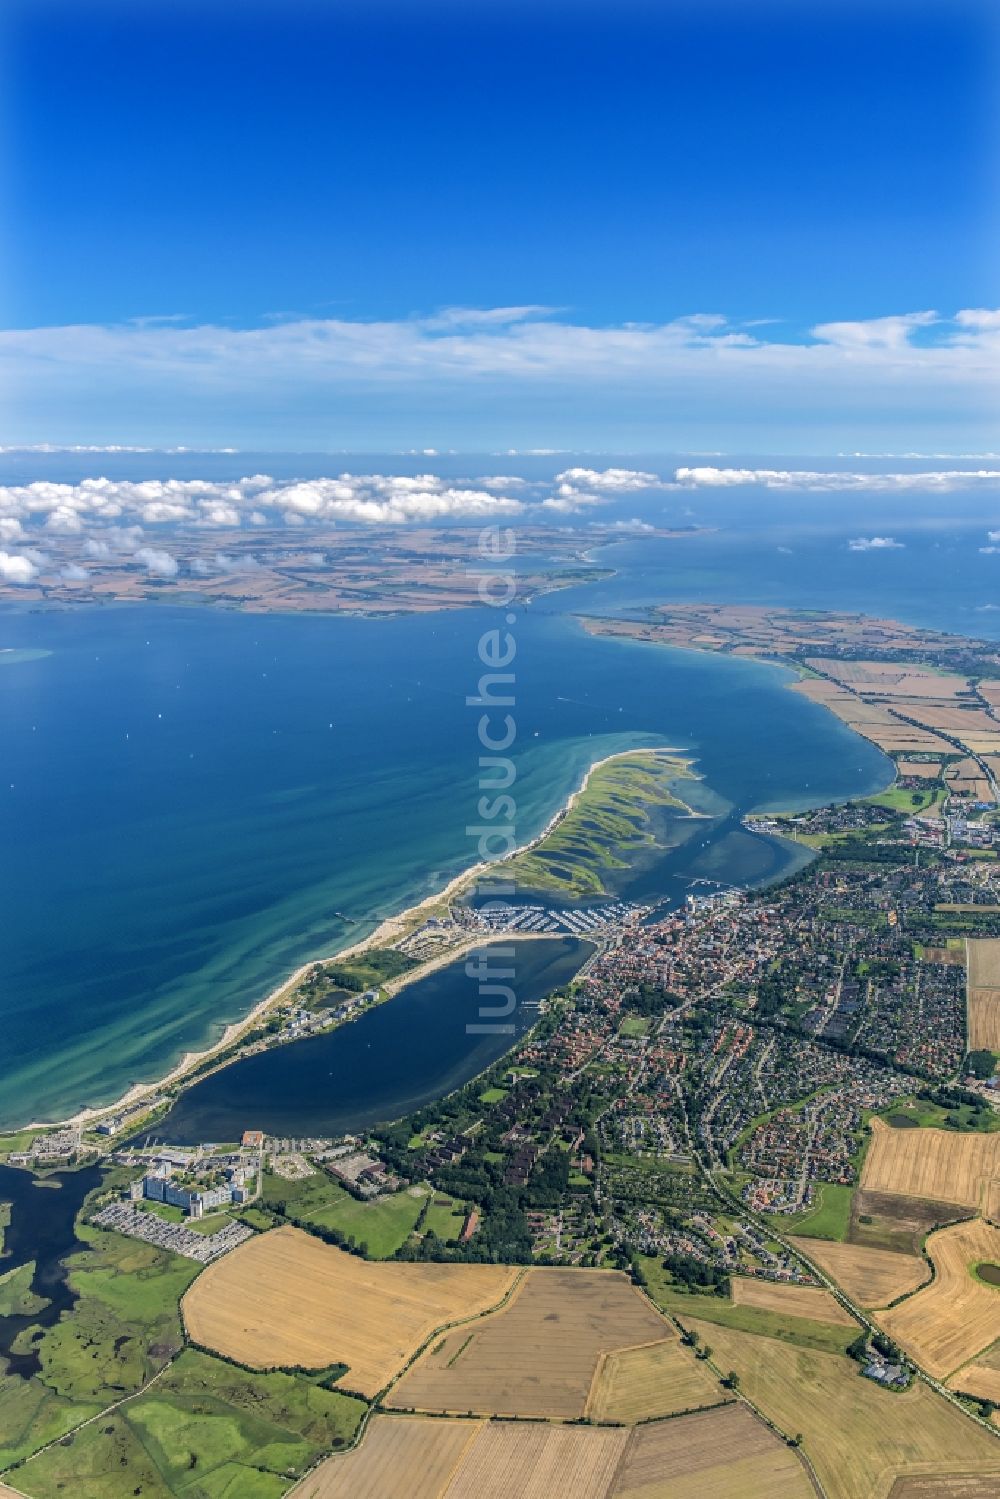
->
[[8, 471, 995, 1131]]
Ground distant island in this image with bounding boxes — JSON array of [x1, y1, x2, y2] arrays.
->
[[0, 523, 701, 616]]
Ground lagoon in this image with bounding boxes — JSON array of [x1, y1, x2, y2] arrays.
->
[[155, 936, 593, 1143]]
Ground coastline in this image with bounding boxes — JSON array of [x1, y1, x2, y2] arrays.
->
[[21, 745, 694, 1136]]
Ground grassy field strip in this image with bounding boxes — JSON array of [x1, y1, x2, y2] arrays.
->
[[729, 1277, 856, 1327]]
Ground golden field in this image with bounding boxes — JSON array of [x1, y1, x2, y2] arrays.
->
[[968, 938, 1000, 1052], [729, 1275, 856, 1325], [949, 1341, 1000, 1406], [297, 1416, 629, 1499], [686, 1318, 1000, 1499], [878, 1219, 1000, 1379], [897, 759, 944, 779], [294, 1405, 812, 1499], [583, 1336, 724, 1423], [443, 1422, 629, 1499], [295, 1416, 482, 1499], [181, 1226, 517, 1396], [386, 1267, 667, 1419], [789, 1237, 928, 1308], [861, 1118, 1000, 1212], [789, 681, 951, 754], [887, 1480, 1000, 1499], [611, 1403, 813, 1499]]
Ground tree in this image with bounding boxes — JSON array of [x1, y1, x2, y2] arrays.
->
[[966, 1049, 997, 1080], [723, 1370, 740, 1390]]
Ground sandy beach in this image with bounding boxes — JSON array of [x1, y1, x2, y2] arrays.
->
[[25, 745, 695, 1135]]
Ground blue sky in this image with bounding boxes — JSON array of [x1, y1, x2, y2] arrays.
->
[[1, 0, 998, 451]]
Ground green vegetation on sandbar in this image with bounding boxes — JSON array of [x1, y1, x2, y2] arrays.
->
[[297, 945, 418, 1009], [505, 749, 698, 897], [765, 1182, 854, 1242], [16, 1348, 366, 1499]]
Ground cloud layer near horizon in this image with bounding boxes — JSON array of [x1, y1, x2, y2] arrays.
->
[[0, 457, 998, 584], [1, 305, 998, 450]]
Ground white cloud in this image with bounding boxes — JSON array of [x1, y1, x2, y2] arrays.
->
[[0, 551, 37, 583], [980, 546, 1000, 555], [61, 563, 88, 581], [988, 529, 1000, 542], [540, 492, 606, 514], [673, 466, 1000, 492], [553, 467, 661, 491], [0, 474, 526, 538], [211, 552, 261, 574], [811, 311, 939, 350], [134, 546, 179, 577], [0, 517, 24, 543], [848, 536, 905, 551]]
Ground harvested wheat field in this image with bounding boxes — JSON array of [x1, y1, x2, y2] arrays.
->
[[611, 1402, 813, 1499], [686, 1318, 1000, 1499], [968, 939, 1000, 1052], [969, 993, 1000, 1062], [790, 1237, 928, 1308], [790, 683, 951, 754], [897, 760, 944, 779], [887, 1481, 1000, 1499], [445, 1421, 629, 1499], [730, 1275, 855, 1325], [584, 1336, 723, 1423], [861, 1118, 1000, 1212], [950, 1340, 1000, 1406], [386, 1267, 667, 1418], [879, 1219, 1000, 1379], [294, 1415, 483, 1499], [182, 1225, 517, 1395]]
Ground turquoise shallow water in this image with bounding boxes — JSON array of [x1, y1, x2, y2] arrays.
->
[[0, 590, 891, 1129]]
